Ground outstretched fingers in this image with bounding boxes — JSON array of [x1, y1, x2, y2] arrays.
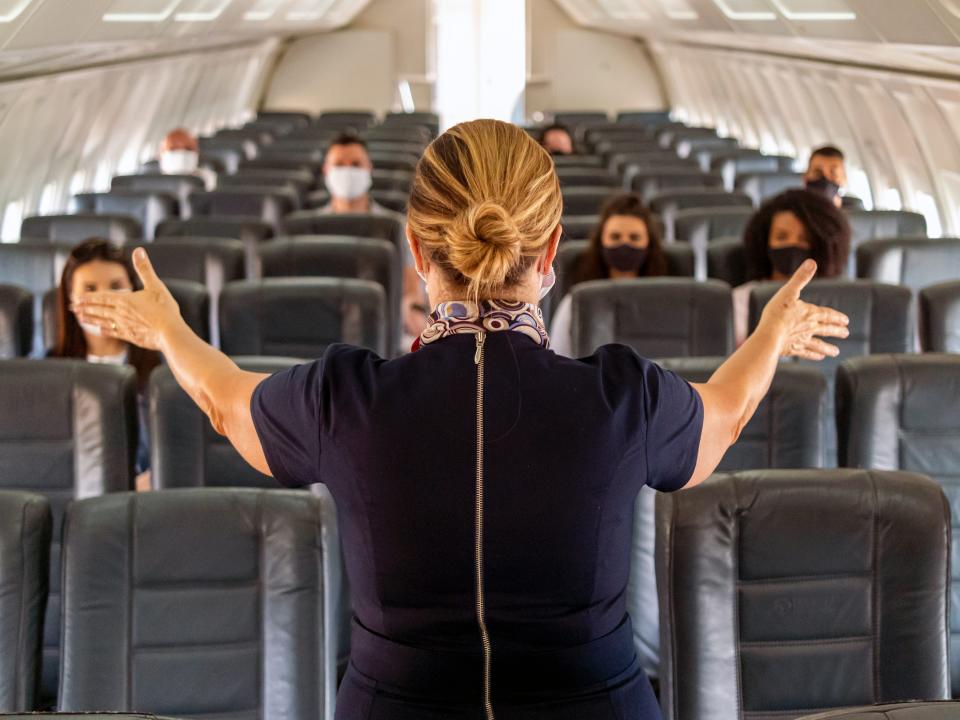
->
[[132, 248, 163, 291]]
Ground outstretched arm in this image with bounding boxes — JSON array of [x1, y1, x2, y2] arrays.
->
[[72, 248, 272, 476], [685, 260, 849, 488]]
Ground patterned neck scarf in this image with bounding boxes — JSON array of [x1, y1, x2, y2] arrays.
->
[[412, 300, 549, 352]]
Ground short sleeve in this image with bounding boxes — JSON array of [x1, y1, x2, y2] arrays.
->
[[250, 360, 324, 488], [642, 360, 704, 493]]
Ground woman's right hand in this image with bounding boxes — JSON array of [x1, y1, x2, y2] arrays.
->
[[71, 248, 184, 352], [758, 259, 850, 361]]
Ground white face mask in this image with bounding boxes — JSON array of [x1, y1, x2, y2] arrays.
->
[[539, 265, 556, 300], [325, 166, 372, 200], [79, 321, 102, 337], [160, 149, 199, 175]]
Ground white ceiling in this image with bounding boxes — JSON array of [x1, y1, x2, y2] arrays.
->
[[0, 0, 371, 79], [554, 0, 960, 76]]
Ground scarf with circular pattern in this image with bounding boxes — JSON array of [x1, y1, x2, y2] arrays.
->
[[412, 299, 549, 352]]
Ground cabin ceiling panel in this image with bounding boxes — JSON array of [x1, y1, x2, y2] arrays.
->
[[0, 0, 371, 78]]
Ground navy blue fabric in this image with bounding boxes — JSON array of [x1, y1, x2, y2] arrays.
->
[[251, 331, 703, 719]]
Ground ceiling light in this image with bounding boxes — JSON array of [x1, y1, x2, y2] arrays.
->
[[103, 0, 182, 22], [0, 0, 33, 22], [243, 0, 283, 20], [769, 0, 855, 20], [711, 0, 776, 20], [174, 0, 232, 21]]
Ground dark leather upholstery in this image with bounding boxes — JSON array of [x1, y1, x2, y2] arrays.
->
[[369, 169, 413, 193], [749, 280, 912, 465], [21, 215, 142, 244], [627, 360, 827, 679], [552, 111, 608, 126], [221, 170, 315, 207], [551, 154, 605, 168], [369, 189, 409, 213], [735, 171, 805, 204], [649, 190, 753, 216], [617, 110, 671, 126], [70, 191, 177, 240], [855, 238, 960, 294], [220, 278, 387, 357], [846, 210, 927, 248], [260, 236, 400, 353], [164, 280, 209, 342], [561, 187, 617, 216], [0, 244, 73, 356], [920, 281, 960, 353], [569, 278, 732, 357], [2, 714, 183, 720], [628, 169, 724, 202], [706, 237, 747, 286], [657, 469, 951, 720], [130, 238, 245, 287], [0, 360, 137, 706], [154, 220, 273, 279], [797, 702, 960, 719], [111, 174, 205, 209], [281, 212, 405, 254], [186, 189, 298, 235], [560, 215, 600, 239], [0, 285, 33, 358], [149, 358, 300, 489], [367, 152, 419, 173], [318, 110, 377, 127], [836, 354, 960, 692], [556, 168, 620, 187], [612, 153, 698, 176], [59, 488, 344, 720], [673, 206, 754, 245], [0, 491, 51, 711]]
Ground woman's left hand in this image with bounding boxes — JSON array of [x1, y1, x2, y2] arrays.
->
[[72, 248, 183, 352]]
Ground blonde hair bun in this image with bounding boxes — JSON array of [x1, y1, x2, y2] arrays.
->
[[447, 200, 523, 290], [407, 119, 563, 302]]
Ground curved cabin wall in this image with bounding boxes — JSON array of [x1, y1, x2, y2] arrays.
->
[[651, 42, 960, 237]]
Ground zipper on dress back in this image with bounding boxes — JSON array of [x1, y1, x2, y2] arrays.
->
[[474, 331, 494, 720]]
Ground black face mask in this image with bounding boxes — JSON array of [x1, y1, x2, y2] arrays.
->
[[603, 244, 648, 273], [768, 246, 812, 277], [806, 174, 840, 200]]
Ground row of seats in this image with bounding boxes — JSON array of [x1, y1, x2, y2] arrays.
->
[[2, 351, 959, 711], [2, 238, 958, 360]]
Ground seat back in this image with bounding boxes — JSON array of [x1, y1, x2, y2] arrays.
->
[[920, 281, 960, 353], [261, 236, 401, 352], [59, 488, 343, 720], [154, 219, 273, 279], [627, 361, 826, 679], [221, 170, 315, 207], [855, 237, 960, 294], [735, 171, 805, 204], [281, 212, 404, 254], [570, 278, 732, 357], [673, 206, 754, 246], [220, 278, 387, 357], [0, 285, 32, 358], [21, 215, 142, 244], [556, 168, 620, 187], [111, 174, 205, 208], [0, 244, 73, 356], [617, 110, 672, 126], [846, 210, 927, 248], [796, 702, 960, 719], [71, 191, 177, 240], [0, 491, 51, 712], [0, 360, 137, 705], [749, 280, 912, 465], [836, 354, 960, 691], [629, 169, 724, 201], [657, 469, 951, 720], [150, 358, 301, 489], [706, 237, 747, 286], [186, 189, 297, 235], [561, 187, 616, 216], [560, 215, 599, 240]]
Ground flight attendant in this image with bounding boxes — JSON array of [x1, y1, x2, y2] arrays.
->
[[74, 119, 849, 720]]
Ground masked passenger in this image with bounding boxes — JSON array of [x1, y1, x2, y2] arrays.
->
[[159, 127, 216, 190]]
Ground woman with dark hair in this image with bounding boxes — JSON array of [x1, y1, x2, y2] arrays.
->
[[550, 192, 667, 356], [50, 237, 161, 489], [734, 188, 852, 346]]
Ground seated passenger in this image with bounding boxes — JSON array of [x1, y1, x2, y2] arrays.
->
[[540, 123, 575, 156], [550, 193, 667, 357], [159, 127, 216, 189], [804, 145, 859, 209], [49, 238, 161, 491], [733, 188, 851, 346], [320, 132, 429, 342]]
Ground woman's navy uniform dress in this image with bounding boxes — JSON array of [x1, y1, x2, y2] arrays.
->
[[250, 300, 703, 720]]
